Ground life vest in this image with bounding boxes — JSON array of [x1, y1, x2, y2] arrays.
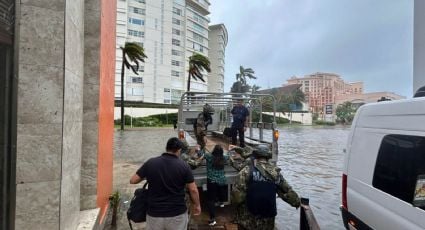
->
[[246, 162, 277, 218]]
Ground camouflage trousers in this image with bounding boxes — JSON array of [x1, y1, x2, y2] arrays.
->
[[234, 204, 276, 230], [195, 128, 206, 149]]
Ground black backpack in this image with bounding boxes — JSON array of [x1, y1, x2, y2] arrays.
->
[[127, 183, 149, 229], [246, 162, 277, 218]]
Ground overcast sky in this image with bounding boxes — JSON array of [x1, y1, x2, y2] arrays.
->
[[209, 0, 414, 97]]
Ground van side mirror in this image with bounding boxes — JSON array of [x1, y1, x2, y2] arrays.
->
[[414, 86, 425, 98]]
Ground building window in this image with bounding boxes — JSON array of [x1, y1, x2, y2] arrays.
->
[[164, 99, 171, 104], [172, 49, 181, 56], [128, 29, 144, 37], [192, 22, 205, 34], [172, 39, 180, 46], [192, 32, 203, 43], [132, 65, 144, 72], [129, 6, 145, 15], [192, 12, 206, 26], [192, 42, 204, 52], [127, 87, 144, 96], [171, 60, 180, 66], [128, 17, 144, 25], [134, 0, 145, 3], [132, 77, 143, 83], [172, 28, 181, 35], [372, 134, 425, 206], [164, 88, 171, 92], [173, 7, 182, 15], [171, 70, 180, 77], [172, 18, 180, 25]]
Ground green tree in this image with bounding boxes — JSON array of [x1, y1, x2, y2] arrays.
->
[[336, 101, 357, 124], [120, 42, 147, 130], [236, 66, 256, 85], [230, 81, 251, 94], [187, 53, 211, 92], [287, 88, 306, 109], [231, 66, 256, 94], [251, 84, 261, 94]]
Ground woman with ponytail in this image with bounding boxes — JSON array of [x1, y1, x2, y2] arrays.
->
[[202, 144, 228, 226]]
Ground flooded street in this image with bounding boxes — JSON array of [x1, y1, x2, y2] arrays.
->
[[113, 126, 350, 230], [273, 125, 349, 230]]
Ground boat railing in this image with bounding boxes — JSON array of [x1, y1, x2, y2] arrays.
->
[[300, 198, 320, 230]]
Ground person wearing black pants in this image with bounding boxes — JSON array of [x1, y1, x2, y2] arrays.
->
[[231, 99, 249, 147], [200, 145, 228, 226], [207, 179, 227, 224]]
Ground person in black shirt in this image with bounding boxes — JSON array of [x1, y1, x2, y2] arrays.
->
[[130, 137, 201, 230], [231, 99, 250, 147]]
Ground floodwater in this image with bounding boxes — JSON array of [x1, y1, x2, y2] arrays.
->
[[113, 126, 350, 230], [273, 125, 350, 230]]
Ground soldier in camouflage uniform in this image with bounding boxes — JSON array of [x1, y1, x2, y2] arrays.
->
[[229, 145, 253, 171], [194, 104, 214, 149], [232, 145, 300, 230], [179, 139, 202, 169]]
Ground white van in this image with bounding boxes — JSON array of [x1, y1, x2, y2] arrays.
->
[[341, 97, 425, 230]]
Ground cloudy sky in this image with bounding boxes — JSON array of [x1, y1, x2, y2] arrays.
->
[[209, 0, 414, 97]]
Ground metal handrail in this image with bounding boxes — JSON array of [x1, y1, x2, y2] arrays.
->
[[300, 198, 320, 230]]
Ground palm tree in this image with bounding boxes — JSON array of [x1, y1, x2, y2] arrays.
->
[[120, 42, 147, 130], [236, 66, 256, 85], [230, 81, 251, 94], [187, 53, 211, 92], [288, 88, 306, 108], [251, 84, 261, 94]]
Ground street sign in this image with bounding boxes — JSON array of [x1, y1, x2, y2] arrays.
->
[[325, 104, 333, 114]]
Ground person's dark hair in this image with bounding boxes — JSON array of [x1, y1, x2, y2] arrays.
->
[[166, 137, 183, 153], [212, 145, 225, 170]]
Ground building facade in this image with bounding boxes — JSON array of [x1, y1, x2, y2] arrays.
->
[[116, 0, 214, 104], [335, 92, 406, 107], [286, 72, 363, 112], [208, 24, 228, 93], [0, 0, 116, 229]]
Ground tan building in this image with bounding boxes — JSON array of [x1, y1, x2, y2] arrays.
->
[[335, 92, 406, 107], [286, 72, 363, 112]]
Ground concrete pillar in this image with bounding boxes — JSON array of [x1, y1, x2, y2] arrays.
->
[[81, 0, 116, 223], [15, 0, 84, 229], [414, 0, 425, 93]]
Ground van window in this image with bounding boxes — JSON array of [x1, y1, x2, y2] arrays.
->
[[372, 134, 425, 206]]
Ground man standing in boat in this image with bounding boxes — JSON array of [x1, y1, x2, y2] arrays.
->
[[232, 145, 300, 230], [231, 99, 249, 147]]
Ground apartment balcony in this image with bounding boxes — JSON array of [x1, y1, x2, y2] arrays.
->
[[186, 0, 210, 15]]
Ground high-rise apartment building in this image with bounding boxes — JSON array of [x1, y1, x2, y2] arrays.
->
[[116, 0, 219, 104], [286, 72, 363, 112], [208, 24, 228, 93]]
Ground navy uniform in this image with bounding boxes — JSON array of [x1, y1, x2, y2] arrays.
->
[[232, 145, 300, 230]]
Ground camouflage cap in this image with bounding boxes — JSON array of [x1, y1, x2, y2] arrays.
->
[[203, 103, 215, 114], [181, 139, 189, 154]]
